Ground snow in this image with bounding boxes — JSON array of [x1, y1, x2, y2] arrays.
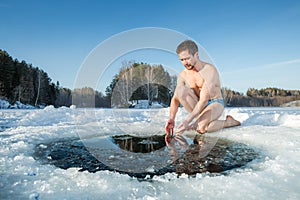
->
[[131, 100, 165, 109], [0, 99, 10, 109], [0, 99, 38, 109], [1, 106, 300, 199]]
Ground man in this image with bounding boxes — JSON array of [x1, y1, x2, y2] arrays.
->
[[165, 40, 240, 136]]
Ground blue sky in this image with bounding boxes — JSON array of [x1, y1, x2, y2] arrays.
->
[[1, 0, 300, 94]]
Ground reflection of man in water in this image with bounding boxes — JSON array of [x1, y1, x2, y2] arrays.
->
[[165, 134, 207, 160], [165, 40, 240, 136], [165, 134, 223, 175]]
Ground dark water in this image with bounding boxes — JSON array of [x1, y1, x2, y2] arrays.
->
[[34, 134, 261, 179]]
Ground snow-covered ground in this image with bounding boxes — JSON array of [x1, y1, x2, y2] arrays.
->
[[0, 99, 37, 109], [0, 106, 300, 199]]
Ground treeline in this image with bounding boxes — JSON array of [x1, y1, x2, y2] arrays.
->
[[72, 62, 176, 108], [0, 50, 108, 108], [222, 87, 300, 107], [71, 87, 109, 108], [0, 50, 57, 106], [246, 87, 300, 97], [0, 50, 175, 108], [1, 49, 299, 108]]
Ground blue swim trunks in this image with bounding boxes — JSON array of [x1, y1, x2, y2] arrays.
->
[[206, 98, 224, 107]]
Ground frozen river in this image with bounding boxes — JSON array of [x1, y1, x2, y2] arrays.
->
[[0, 106, 300, 199]]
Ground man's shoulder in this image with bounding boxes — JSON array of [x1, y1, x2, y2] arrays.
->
[[203, 62, 215, 68], [177, 70, 188, 83], [204, 63, 217, 72], [179, 70, 187, 77]]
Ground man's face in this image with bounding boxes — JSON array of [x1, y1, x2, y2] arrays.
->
[[178, 50, 196, 70]]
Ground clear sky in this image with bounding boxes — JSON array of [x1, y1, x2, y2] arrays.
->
[[1, 0, 300, 94]]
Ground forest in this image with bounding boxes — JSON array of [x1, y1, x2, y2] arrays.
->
[[0, 50, 108, 108], [0, 50, 57, 106], [103, 62, 176, 108], [1, 49, 300, 108]]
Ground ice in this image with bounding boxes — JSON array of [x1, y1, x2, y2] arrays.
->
[[0, 106, 300, 199]]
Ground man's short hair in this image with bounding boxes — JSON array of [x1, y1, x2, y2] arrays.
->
[[176, 40, 198, 55]]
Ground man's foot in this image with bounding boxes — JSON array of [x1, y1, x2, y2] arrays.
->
[[192, 123, 206, 134], [189, 121, 206, 134], [188, 115, 241, 134], [225, 115, 241, 127]]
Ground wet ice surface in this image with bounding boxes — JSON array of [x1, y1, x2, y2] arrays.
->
[[1, 107, 300, 199]]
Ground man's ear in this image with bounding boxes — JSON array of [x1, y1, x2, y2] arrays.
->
[[194, 52, 199, 58]]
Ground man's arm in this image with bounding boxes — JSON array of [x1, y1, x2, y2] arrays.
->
[[165, 74, 184, 134], [169, 74, 185, 120], [184, 80, 210, 123], [165, 94, 179, 135], [169, 96, 179, 120]]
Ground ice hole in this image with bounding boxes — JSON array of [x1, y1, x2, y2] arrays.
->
[[33, 134, 262, 179]]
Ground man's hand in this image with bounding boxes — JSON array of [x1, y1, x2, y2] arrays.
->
[[165, 119, 175, 136], [176, 119, 190, 134]]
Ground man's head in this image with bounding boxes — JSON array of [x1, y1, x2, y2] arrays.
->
[[176, 40, 199, 70], [176, 40, 198, 55]]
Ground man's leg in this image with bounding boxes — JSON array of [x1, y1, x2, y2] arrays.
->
[[207, 115, 241, 133], [174, 85, 240, 133], [194, 103, 224, 133], [195, 103, 241, 133], [174, 84, 198, 112]]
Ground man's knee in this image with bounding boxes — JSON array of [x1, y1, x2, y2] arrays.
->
[[175, 85, 190, 100], [196, 123, 208, 134], [174, 85, 184, 97]]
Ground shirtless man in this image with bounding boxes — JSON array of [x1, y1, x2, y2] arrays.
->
[[165, 40, 240, 135]]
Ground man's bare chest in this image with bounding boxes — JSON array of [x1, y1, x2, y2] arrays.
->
[[184, 72, 204, 89]]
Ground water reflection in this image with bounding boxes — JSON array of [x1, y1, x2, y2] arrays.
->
[[112, 135, 166, 153], [167, 134, 260, 175]]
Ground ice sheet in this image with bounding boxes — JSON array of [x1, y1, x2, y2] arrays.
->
[[0, 106, 300, 199]]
